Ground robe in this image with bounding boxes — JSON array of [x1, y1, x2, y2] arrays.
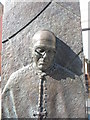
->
[[2, 63, 85, 118]]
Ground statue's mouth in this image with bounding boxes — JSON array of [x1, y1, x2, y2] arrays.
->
[[39, 62, 47, 65]]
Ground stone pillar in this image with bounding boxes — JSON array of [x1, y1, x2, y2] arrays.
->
[[2, 1, 85, 118], [2, 1, 83, 88]]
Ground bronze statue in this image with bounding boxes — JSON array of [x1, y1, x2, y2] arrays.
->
[[32, 30, 56, 118], [2, 30, 85, 118]]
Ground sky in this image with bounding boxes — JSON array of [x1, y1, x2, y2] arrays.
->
[[0, 0, 5, 6], [80, 0, 90, 60]]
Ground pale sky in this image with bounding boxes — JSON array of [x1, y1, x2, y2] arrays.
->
[[80, 0, 90, 60], [0, 0, 5, 6]]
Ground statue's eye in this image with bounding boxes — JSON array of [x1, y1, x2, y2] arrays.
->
[[37, 48, 44, 53], [35, 49, 44, 56]]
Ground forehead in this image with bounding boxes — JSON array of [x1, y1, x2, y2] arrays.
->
[[33, 40, 56, 50], [34, 44, 55, 50]]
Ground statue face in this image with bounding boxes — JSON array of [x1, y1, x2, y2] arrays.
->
[[32, 30, 56, 71], [33, 45, 55, 71]]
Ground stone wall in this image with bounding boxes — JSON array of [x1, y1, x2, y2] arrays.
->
[[2, 1, 84, 96]]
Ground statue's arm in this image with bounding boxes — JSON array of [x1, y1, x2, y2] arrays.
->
[[2, 74, 18, 118], [2, 89, 18, 118], [2, 65, 31, 118]]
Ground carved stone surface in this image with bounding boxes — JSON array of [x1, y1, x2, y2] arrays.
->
[[2, 1, 85, 118]]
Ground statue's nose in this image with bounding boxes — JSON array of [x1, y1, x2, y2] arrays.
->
[[42, 52, 47, 58]]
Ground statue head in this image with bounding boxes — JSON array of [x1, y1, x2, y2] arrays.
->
[[32, 30, 56, 72]]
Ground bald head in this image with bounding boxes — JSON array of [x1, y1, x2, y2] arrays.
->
[[32, 30, 56, 50]]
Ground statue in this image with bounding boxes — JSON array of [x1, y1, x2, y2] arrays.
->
[[2, 30, 85, 118]]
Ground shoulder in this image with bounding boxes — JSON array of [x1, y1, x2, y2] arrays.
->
[[2, 64, 33, 95], [52, 63, 84, 89], [52, 63, 79, 79], [54, 63, 75, 75], [9, 64, 33, 81]]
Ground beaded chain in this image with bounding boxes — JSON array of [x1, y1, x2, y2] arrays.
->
[[33, 73, 47, 119]]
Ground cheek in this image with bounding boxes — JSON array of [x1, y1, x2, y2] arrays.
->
[[33, 54, 40, 63], [47, 54, 54, 62]]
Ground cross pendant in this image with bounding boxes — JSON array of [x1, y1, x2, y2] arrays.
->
[[33, 111, 47, 119]]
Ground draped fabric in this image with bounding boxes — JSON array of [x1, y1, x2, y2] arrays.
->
[[2, 63, 85, 118]]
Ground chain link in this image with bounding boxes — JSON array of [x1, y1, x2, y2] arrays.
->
[[33, 73, 47, 119]]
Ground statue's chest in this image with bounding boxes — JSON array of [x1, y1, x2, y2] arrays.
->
[[13, 75, 84, 118], [14, 75, 68, 118]]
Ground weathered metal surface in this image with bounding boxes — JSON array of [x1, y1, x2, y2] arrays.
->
[[2, 1, 85, 118], [2, 2, 83, 88], [2, 63, 85, 118]]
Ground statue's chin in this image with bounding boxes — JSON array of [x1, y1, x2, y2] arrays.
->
[[38, 64, 48, 71]]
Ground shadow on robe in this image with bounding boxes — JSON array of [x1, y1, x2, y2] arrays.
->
[[55, 37, 82, 76]]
